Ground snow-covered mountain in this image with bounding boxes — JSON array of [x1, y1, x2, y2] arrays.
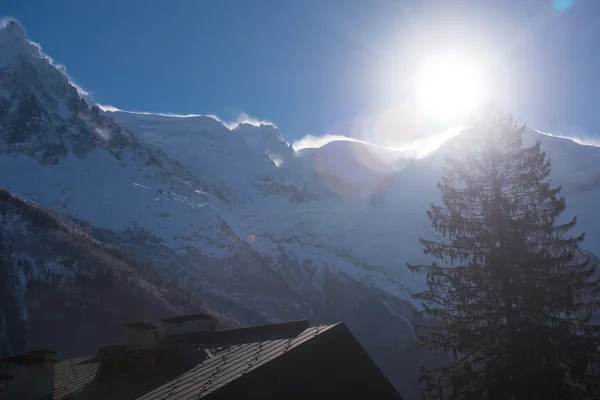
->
[[0, 188, 239, 358], [2, 21, 600, 399]]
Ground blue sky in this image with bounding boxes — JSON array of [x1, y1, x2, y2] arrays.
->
[[3, 0, 600, 144]]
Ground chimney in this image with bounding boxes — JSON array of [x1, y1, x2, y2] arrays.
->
[[123, 322, 160, 351], [161, 313, 218, 338]]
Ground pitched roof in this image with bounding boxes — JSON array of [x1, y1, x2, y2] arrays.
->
[[161, 319, 309, 346], [50, 319, 402, 399], [1, 353, 58, 366], [204, 319, 308, 344], [161, 313, 214, 324], [137, 323, 337, 400], [27, 349, 57, 357], [124, 321, 160, 331], [53, 355, 100, 400]]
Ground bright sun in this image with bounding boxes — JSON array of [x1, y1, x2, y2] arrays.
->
[[414, 52, 486, 121]]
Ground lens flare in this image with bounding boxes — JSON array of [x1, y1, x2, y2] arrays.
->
[[312, 111, 420, 199], [553, 0, 576, 12]]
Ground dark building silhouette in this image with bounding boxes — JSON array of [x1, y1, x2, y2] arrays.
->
[[1, 314, 403, 399]]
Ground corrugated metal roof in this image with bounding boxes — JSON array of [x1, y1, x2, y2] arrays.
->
[[137, 324, 337, 400], [53, 355, 100, 400]]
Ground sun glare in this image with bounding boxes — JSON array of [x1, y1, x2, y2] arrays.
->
[[414, 52, 486, 121]]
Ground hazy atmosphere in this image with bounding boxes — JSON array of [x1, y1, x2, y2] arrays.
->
[[1, 1, 600, 399]]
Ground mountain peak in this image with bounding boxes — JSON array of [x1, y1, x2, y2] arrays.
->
[[0, 19, 45, 69], [1, 19, 26, 39], [6, 20, 24, 36]]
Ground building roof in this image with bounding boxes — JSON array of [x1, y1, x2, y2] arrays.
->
[[161, 319, 309, 346], [137, 323, 337, 400], [50, 318, 402, 399], [53, 352, 189, 400], [124, 321, 160, 331], [53, 355, 100, 400], [27, 349, 57, 357], [1, 353, 58, 366]]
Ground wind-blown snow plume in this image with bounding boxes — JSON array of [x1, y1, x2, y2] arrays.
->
[[534, 127, 600, 147], [293, 127, 463, 159], [96, 104, 123, 112], [98, 104, 274, 131], [98, 105, 209, 118], [222, 113, 276, 130], [292, 134, 364, 150]]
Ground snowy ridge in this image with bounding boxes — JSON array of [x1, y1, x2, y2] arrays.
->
[[0, 21, 414, 323]]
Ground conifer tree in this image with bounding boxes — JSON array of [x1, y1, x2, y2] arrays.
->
[[408, 110, 600, 399]]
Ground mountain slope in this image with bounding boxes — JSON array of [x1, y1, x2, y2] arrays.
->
[[0, 188, 238, 359], [107, 110, 324, 204]]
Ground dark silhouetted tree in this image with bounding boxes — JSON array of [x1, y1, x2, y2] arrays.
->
[[408, 110, 600, 399]]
